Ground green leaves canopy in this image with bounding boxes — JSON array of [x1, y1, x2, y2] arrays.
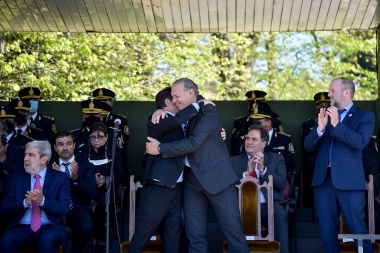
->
[[0, 31, 376, 101]]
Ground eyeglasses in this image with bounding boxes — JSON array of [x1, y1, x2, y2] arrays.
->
[[89, 135, 106, 141]]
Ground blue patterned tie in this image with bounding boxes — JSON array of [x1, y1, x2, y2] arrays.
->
[[62, 162, 74, 209], [328, 109, 346, 167]]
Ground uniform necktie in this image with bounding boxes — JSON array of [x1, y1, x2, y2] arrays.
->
[[16, 129, 22, 135], [328, 109, 346, 167], [62, 162, 74, 209], [31, 174, 41, 232], [29, 117, 34, 126]]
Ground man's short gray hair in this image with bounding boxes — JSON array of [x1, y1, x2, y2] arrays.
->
[[173, 78, 199, 96], [25, 140, 52, 162]]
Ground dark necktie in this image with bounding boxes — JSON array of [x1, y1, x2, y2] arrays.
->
[[62, 162, 74, 209], [29, 117, 34, 126], [31, 174, 41, 232], [328, 109, 346, 167], [16, 129, 22, 135]]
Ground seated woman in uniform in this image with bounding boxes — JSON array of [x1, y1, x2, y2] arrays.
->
[[78, 122, 124, 249]]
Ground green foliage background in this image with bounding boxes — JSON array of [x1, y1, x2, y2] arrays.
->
[[0, 31, 377, 101]]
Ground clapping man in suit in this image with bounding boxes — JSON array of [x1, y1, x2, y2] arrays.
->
[[304, 77, 375, 253], [146, 78, 249, 253], [52, 131, 97, 253], [0, 140, 71, 253], [231, 124, 288, 253]]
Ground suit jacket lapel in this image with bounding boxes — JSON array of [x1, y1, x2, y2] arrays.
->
[[342, 105, 356, 124], [43, 167, 53, 190], [23, 172, 31, 193]]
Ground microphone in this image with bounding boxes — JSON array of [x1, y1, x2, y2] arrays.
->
[[114, 118, 121, 129]]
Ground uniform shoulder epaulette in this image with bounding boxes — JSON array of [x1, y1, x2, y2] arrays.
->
[[234, 115, 245, 120], [42, 114, 55, 121], [70, 128, 81, 133], [277, 131, 291, 137], [114, 113, 127, 119], [303, 118, 314, 123]]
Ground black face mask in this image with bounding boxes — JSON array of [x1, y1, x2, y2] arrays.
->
[[3, 121, 15, 133], [15, 114, 27, 126], [84, 115, 101, 128]]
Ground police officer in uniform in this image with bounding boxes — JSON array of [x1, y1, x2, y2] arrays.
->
[[0, 105, 33, 147], [8, 98, 45, 141], [18, 87, 57, 144], [92, 88, 129, 148], [92, 88, 129, 183], [231, 90, 283, 156], [249, 101, 295, 176], [301, 92, 330, 208], [71, 99, 124, 160]]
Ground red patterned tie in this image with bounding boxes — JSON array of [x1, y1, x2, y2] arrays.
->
[[249, 157, 258, 178], [31, 174, 41, 232]]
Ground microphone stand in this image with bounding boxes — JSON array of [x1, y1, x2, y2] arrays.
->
[[105, 124, 119, 253]]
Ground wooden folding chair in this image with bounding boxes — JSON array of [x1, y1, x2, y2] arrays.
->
[[223, 175, 280, 253], [121, 175, 162, 253]]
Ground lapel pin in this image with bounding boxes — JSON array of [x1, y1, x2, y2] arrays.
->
[[349, 114, 352, 117]]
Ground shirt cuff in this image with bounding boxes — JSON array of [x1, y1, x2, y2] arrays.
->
[[259, 166, 267, 176], [38, 196, 45, 206], [317, 128, 324, 137], [23, 198, 29, 208]]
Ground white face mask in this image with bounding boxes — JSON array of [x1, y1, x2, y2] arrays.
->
[[29, 100, 38, 113]]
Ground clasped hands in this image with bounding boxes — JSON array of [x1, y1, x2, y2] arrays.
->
[[246, 152, 265, 177], [317, 106, 340, 132], [25, 185, 43, 206]]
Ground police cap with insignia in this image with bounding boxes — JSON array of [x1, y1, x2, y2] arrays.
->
[[18, 87, 41, 100], [92, 88, 115, 100], [249, 101, 279, 119], [81, 99, 103, 114], [314, 92, 330, 104], [8, 98, 30, 111], [245, 90, 267, 101], [101, 102, 112, 115], [0, 105, 16, 118]]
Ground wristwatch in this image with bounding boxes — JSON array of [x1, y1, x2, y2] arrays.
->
[[157, 144, 161, 153]]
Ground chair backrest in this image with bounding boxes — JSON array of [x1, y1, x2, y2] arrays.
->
[[237, 175, 275, 241], [339, 174, 375, 241], [129, 175, 142, 241]]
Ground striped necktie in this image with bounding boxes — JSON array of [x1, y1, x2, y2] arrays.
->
[[62, 162, 74, 209]]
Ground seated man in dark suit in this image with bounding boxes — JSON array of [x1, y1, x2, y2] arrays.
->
[[51, 131, 97, 253], [231, 124, 288, 253], [0, 140, 71, 253]]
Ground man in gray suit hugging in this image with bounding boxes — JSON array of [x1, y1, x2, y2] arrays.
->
[[146, 78, 248, 253]]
